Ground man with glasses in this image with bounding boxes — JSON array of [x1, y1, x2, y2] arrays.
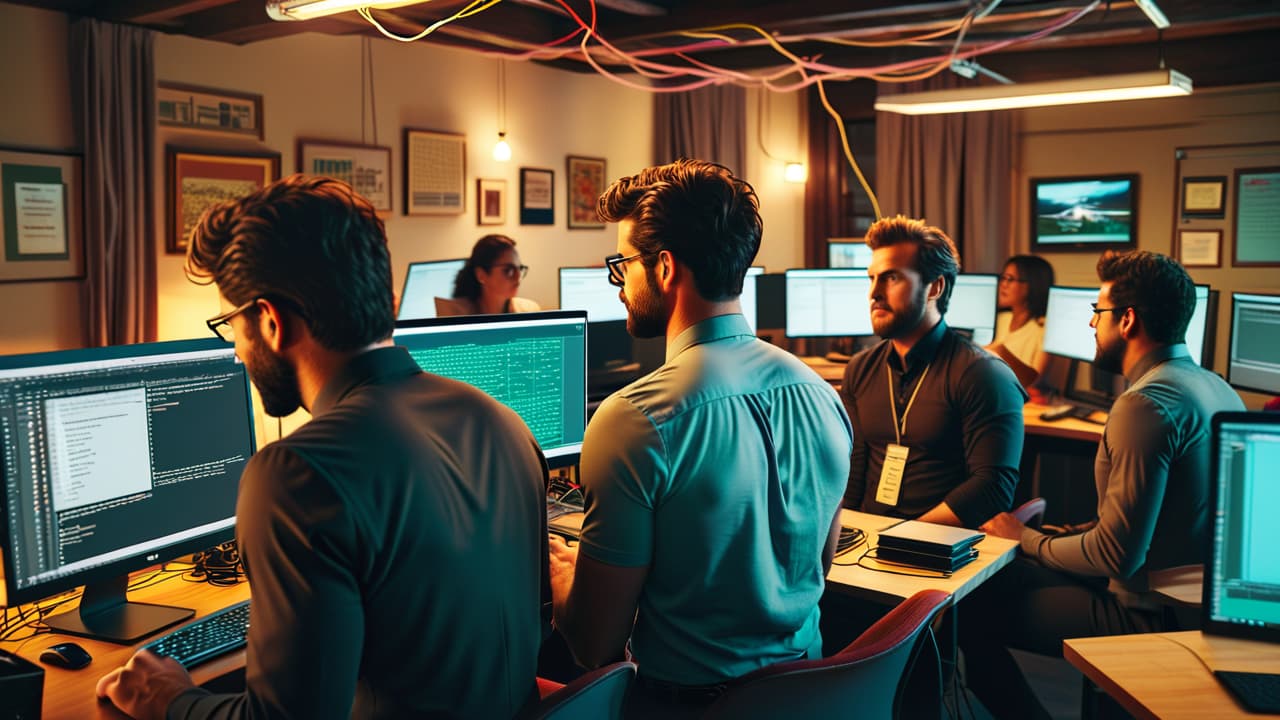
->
[[96, 175, 550, 719], [548, 159, 852, 715], [960, 250, 1244, 720]]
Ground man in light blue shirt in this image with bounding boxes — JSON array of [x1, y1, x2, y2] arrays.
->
[[548, 159, 852, 715]]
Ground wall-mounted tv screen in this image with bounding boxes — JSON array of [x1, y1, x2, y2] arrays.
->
[[1031, 175, 1138, 250]]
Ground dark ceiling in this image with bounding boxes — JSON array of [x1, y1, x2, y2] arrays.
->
[[7, 0, 1280, 89]]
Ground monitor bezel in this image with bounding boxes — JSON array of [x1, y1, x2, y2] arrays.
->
[[1201, 411, 1280, 644], [0, 337, 253, 609], [1030, 174, 1139, 251], [1226, 291, 1280, 396], [394, 310, 589, 470], [397, 258, 466, 321]]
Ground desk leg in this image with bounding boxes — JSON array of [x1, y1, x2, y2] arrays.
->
[[1080, 675, 1130, 720]]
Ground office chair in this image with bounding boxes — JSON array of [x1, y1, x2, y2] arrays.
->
[[701, 589, 951, 719], [1012, 496, 1048, 529], [526, 661, 635, 720]]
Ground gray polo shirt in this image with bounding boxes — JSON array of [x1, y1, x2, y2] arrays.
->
[[578, 313, 852, 685]]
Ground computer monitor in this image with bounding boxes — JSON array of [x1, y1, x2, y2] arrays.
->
[[0, 338, 254, 642], [740, 266, 764, 334], [558, 267, 626, 323], [784, 269, 873, 338], [394, 311, 587, 468], [948, 274, 998, 346], [1203, 412, 1280, 643], [1044, 284, 1214, 366], [398, 259, 466, 321], [1227, 292, 1280, 395], [828, 241, 872, 269]]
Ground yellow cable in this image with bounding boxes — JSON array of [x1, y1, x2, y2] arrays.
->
[[816, 78, 882, 221], [359, 0, 504, 43]]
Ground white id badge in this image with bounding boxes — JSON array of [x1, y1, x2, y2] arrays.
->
[[875, 443, 910, 506]]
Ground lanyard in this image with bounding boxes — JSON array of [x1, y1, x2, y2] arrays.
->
[[886, 362, 931, 446]]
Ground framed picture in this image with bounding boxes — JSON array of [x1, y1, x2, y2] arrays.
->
[[566, 155, 606, 229], [404, 128, 465, 215], [520, 167, 554, 225], [1029, 174, 1138, 251], [1176, 229, 1222, 267], [298, 139, 392, 213], [477, 178, 506, 225], [157, 82, 264, 139], [166, 148, 280, 254], [1233, 166, 1280, 266], [0, 147, 84, 282], [1181, 176, 1226, 218]]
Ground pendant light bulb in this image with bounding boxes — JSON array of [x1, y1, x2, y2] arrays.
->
[[493, 132, 512, 162]]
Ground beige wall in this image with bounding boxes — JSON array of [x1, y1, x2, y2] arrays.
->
[[1015, 83, 1280, 409]]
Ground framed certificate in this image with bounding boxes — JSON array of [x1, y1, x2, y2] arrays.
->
[[1181, 176, 1226, 218]]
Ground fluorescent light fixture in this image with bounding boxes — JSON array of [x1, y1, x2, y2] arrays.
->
[[267, 0, 422, 21], [875, 69, 1191, 115], [1134, 0, 1170, 29]]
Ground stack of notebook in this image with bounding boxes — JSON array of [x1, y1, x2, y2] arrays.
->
[[876, 520, 984, 572]]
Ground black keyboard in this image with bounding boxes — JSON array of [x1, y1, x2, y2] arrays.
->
[[142, 599, 251, 668], [1216, 670, 1280, 713]]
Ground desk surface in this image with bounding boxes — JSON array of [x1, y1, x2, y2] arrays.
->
[[1, 574, 250, 720], [1023, 403, 1106, 443], [1064, 630, 1280, 719]]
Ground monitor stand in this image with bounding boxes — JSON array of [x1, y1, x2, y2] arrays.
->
[[44, 574, 194, 644]]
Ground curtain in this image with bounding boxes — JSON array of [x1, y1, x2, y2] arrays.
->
[[876, 75, 1016, 273], [654, 85, 746, 174], [71, 19, 157, 346]]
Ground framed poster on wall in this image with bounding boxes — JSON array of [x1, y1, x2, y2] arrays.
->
[[1233, 167, 1280, 266], [166, 147, 280, 254], [566, 155, 605, 229], [0, 147, 84, 282], [298, 139, 391, 213], [404, 128, 465, 216]]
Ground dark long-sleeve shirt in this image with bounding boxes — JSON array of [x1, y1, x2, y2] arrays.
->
[[168, 347, 550, 720], [841, 320, 1027, 527]]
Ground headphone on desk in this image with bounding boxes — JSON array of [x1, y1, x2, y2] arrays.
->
[[191, 541, 243, 587]]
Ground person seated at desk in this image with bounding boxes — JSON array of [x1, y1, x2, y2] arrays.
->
[[96, 176, 550, 719], [985, 254, 1054, 390], [435, 233, 542, 316], [962, 250, 1244, 720], [840, 216, 1026, 528], [548, 160, 852, 716]]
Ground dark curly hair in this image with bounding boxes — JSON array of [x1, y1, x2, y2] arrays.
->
[[864, 216, 961, 314], [1096, 250, 1195, 344], [596, 159, 761, 301], [185, 174, 395, 351], [453, 234, 517, 301]]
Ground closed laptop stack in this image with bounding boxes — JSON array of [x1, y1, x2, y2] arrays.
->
[[876, 521, 985, 573]]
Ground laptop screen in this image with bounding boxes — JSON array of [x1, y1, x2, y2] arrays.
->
[[1203, 412, 1280, 643]]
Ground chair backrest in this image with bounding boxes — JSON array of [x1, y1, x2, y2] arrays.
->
[[1013, 497, 1047, 529], [529, 661, 636, 720], [701, 589, 951, 720]]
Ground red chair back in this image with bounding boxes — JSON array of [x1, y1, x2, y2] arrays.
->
[[526, 661, 636, 720]]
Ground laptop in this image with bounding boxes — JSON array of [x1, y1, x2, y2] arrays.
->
[[1201, 411, 1280, 712]]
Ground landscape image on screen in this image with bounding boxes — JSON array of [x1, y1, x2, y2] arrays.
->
[[1034, 178, 1133, 245]]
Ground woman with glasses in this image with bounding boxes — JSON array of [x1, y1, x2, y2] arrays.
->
[[985, 254, 1055, 389], [437, 234, 541, 316]]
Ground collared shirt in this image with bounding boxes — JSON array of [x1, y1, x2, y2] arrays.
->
[[1020, 344, 1245, 607], [841, 320, 1027, 527], [169, 347, 549, 720], [578, 313, 852, 685]]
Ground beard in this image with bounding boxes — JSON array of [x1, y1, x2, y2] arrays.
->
[[623, 265, 666, 339], [244, 327, 302, 417], [1093, 333, 1125, 374], [871, 284, 928, 340]]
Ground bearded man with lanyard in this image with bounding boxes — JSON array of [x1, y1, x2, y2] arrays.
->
[[839, 216, 1026, 528]]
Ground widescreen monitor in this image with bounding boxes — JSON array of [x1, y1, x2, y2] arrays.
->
[[558, 267, 626, 323], [1204, 412, 1280, 643], [394, 311, 587, 468], [1030, 175, 1138, 250], [398, 259, 466, 321], [785, 269, 873, 338], [828, 241, 873, 269], [1228, 292, 1280, 395], [1043, 284, 1212, 366], [948, 274, 998, 346], [0, 338, 255, 642]]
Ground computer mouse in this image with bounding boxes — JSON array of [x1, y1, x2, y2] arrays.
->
[[39, 642, 92, 670]]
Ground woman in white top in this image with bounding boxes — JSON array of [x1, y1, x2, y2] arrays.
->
[[985, 255, 1054, 388], [437, 234, 542, 316]]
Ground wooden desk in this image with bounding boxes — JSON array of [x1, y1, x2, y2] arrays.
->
[[1064, 631, 1280, 719], [1150, 564, 1205, 608], [551, 509, 1018, 606], [1023, 403, 1106, 443], [798, 355, 846, 385], [0, 574, 250, 720]]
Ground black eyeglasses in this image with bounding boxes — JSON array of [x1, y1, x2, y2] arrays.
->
[[605, 252, 643, 287], [490, 263, 529, 280], [1089, 303, 1132, 316], [998, 274, 1026, 284], [206, 298, 259, 342]]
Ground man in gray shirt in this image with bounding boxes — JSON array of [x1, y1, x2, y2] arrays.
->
[[962, 250, 1244, 720], [548, 160, 852, 715]]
